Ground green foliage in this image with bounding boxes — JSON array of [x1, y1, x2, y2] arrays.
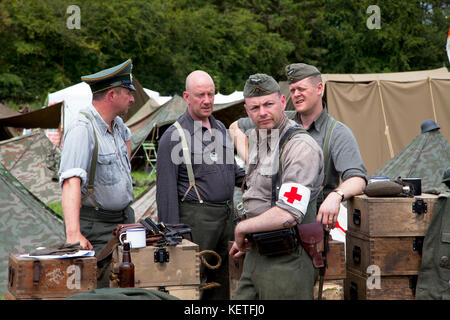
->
[[0, 0, 448, 105]]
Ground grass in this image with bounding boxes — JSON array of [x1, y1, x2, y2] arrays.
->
[[46, 169, 156, 217]]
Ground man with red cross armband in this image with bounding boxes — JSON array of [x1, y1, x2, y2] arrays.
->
[[229, 73, 324, 300]]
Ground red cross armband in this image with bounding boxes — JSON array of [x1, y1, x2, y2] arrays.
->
[[279, 183, 311, 214]]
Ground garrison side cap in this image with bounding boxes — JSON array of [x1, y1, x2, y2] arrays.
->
[[243, 73, 280, 98], [285, 63, 321, 84], [81, 59, 136, 94]]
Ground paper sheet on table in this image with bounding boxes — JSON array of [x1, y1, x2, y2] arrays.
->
[[19, 250, 95, 260]]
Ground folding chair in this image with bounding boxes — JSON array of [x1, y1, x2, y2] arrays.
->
[[142, 141, 157, 174]]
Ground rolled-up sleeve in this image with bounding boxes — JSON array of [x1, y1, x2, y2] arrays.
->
[[331, 123, 367, 182], [58, 124, 92, 188]]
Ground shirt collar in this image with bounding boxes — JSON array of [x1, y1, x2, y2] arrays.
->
[[178, 110, 218, 136], [88, 104, 117, 135], [294, 103, 329, 134]]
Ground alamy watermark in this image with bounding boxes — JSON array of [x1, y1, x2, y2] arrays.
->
[[366, 5, 381, 29], [66, 5, 81, 29]]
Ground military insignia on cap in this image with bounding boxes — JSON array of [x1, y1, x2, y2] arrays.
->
[[249, 75, 263, 84], [287, 68, 295, 76], [249, 86, 270, 96]]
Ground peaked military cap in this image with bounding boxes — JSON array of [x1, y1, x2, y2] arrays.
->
[[81, 59, 136, 94], [243, 73, 280, 98], [285, 63, 321, 84]]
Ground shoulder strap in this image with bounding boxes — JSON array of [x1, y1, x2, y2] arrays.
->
[[322, 118, 337, 183], [271, 125, 308, 206], [173, 121, 203, 203], [79, 112, 100, 208]]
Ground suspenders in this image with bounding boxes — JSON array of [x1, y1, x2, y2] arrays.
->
[[79, 112, 100, 209], [173, 121, 203, 203]]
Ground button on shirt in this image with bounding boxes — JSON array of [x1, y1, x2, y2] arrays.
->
[[243, 116, 324, 222], [58, 104, 134, 211], [156, 111, 246, 224]]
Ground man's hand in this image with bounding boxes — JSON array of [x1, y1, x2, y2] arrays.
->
[[229, 240, 249, 259], [66, 231, 93, 250], [316, 191, 341, 228]]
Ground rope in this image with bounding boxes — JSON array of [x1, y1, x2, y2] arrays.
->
[[199, 250, 222, 270], [427, 77, 438, 123]]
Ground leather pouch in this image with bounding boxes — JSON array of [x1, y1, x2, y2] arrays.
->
[[297, 222, 325, 268], [249, 227, 298, 256]]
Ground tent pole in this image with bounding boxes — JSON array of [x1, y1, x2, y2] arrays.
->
[[377, 80, 394, 159], [427, 77, 438, 123]]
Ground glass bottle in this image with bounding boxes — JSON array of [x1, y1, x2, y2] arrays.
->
[[119, 241, 135, 288]]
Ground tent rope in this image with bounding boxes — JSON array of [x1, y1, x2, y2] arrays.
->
[[427, 77, 438, 123], [377, 80, 394, 158]]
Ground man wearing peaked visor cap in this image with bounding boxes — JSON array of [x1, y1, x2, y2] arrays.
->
[[59, 59, 136, 288]]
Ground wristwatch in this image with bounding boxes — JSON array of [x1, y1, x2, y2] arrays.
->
[[333, 189, 345, 201]]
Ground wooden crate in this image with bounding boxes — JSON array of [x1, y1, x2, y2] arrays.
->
[[347, 194, 438, 237], [314, 279, 344, 300], [344, 270, 417, 300], [7, 254, 97, 300], [325, 240, 346, 280], [346, 231, 423, 276], [111, 238, 200, 288], [144, 285, 199, 300]]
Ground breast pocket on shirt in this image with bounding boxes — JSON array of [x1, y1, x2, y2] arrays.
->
[[97, 153, 120, 186]]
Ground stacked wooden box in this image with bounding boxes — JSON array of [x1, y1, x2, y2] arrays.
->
[[6, 254, 97, 300], [344, 194, 438, 300], [110, 238, 201, 300]]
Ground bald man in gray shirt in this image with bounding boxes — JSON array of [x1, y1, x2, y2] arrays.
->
[[156, 70, 245, 300]]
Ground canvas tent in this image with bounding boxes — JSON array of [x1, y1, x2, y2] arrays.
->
[[0, 129, 62, 203], [373, 126, 450, 195], [314, 67, 449, 176], [0, 162, 65, 296], [0, 102, 63, 141]]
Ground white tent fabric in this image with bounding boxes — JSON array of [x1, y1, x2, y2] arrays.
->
[[48, 82, 92, 130]]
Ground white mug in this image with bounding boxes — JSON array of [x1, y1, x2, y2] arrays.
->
[[119, 227, 146, 249]]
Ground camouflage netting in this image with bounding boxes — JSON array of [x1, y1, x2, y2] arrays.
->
[[0, 162, 64, 296], [373, 129, 450, 194], [0, 129, 62, 203]]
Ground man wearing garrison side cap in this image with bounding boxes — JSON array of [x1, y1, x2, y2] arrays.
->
[[59, 59, 136, 286], [230, 63, 367, 230], [229, 73, 323, 299]]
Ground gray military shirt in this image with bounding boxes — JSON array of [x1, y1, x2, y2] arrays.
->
[[156, 111, 245, 224], [243, 116, 324, 222], [238, 107, 367, 200], [59, 104, 134, 211]]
